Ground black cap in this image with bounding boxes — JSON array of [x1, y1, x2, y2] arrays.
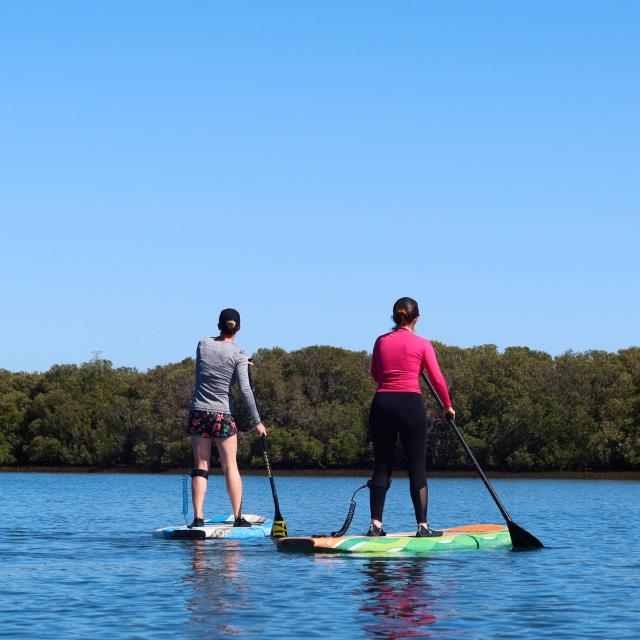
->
[[218, 308, 240, 326]]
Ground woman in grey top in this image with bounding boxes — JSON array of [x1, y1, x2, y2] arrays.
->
[[187, 308, 267, 528]]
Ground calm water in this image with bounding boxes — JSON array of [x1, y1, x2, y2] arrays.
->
[[1, 473, 639, 638]]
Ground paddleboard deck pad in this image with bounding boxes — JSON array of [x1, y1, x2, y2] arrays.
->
[[278, 524, 511, 554], [154, 514, 272, 540]]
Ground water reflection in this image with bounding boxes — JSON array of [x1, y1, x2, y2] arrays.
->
[[182, 541, 248, 637], [360, 559, 439, 638]]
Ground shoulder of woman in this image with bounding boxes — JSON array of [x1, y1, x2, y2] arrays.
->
[[420, 336, 436, 351], [234, 345, 248, 360]]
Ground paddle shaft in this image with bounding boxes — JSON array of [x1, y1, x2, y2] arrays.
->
[[420, 371, 513, 523], [247, 362, 285, 524], [261, 436, 283, 521], [422, 371, 543, 549]]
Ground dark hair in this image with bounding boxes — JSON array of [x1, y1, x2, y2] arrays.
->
[[392, 297, 420, 328], [218, 308, 241, 336]]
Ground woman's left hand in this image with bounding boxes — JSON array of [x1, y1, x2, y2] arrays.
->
[[254, 422, 267, 437], [442, 406, 455, 421]]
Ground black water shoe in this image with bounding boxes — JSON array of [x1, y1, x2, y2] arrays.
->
[[188, 517, 205, 529], [366, 523, 387, 537], [416, 523, 443, 537], [233, 516, 252, 527]]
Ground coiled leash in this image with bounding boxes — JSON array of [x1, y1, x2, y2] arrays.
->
[[182, 475, 189, 526], [330, 481, 370, 537]]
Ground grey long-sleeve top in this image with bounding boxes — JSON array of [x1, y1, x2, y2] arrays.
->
[[190, 338, 261, 425]]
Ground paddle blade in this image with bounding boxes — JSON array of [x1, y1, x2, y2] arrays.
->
[[508, 521, 543, 550], [271, 519, 288, 538]]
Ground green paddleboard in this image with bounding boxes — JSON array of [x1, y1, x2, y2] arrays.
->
[[277, 524, 512, 555]]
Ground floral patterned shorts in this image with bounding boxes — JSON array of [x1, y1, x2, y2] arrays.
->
[[187, 410, 238, 439]]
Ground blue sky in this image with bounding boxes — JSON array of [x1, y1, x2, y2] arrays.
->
[[1, 1, 638, 372]]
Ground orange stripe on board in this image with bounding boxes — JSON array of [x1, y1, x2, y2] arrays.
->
[[442, 524, 507, 534]]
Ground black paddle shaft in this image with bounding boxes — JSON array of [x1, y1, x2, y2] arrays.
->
[[421, 372, 512, 522], [421, 371, 543, 550], [247, 362, 284, 522], [260, 435, 283, 521]]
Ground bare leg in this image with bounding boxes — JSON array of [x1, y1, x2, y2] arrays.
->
[[191, 437, 212, 519], [215, 435, 242, 517]]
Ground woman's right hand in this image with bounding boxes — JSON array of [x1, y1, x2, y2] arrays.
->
[[254, 422, 267, 437]]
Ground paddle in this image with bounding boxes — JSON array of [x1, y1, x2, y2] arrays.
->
[[247, 360, 287, 538], [421, 371, 543, 550], [260, 435, 288, 538]]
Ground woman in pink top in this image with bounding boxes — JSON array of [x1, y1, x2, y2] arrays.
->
[[367, 297, 455, 538]]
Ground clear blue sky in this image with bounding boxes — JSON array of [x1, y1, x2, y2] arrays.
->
[[1, 1, 638, 373]]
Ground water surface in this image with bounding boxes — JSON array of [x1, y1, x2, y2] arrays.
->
[[1, 473, 639, 638]]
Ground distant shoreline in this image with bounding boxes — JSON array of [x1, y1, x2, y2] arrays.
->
[[2, 466, 639, 480]]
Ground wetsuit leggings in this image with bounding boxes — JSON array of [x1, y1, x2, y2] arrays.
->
[[369, 392, 429, 524]]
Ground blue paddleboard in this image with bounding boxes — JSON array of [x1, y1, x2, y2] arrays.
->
[[153, 514, 273, 540]]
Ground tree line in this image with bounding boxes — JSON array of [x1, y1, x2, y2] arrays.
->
[[1, 343, 638, 471]]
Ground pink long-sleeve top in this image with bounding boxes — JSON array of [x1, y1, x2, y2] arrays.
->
[[371, 329, 452, 407]]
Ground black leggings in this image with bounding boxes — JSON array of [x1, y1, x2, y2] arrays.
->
[[369, 392, 429, 524]]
